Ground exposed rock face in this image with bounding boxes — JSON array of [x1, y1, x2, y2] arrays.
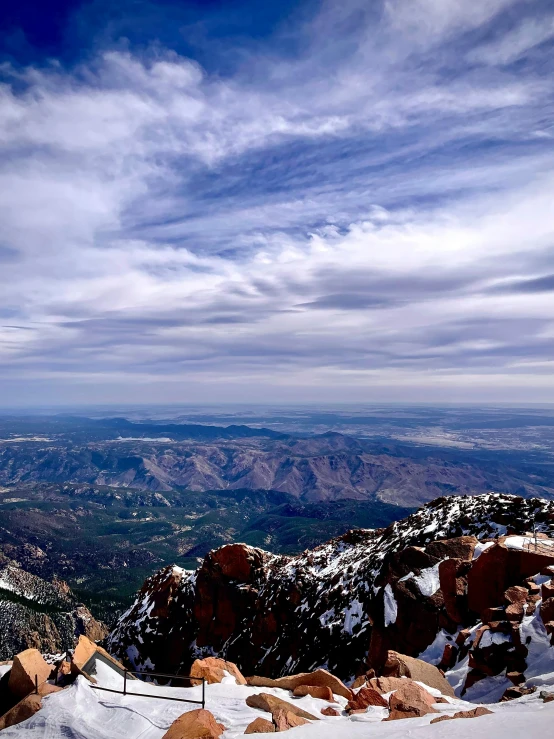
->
[[8, 649, 52, 699], [292, 685, 334, 701], [246, 670, 352, 700], [161, 709, 225, 739], [346, 686, 388, 712], [109, 494, 554, 696], [0, 693, 43, 730], [0, 559, 106, 661], [272, 706, 310, 731]]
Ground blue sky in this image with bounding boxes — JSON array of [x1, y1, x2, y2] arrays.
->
[[1, 0, 554, 405]]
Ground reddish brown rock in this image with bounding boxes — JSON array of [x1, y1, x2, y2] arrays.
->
[[430, 707, 493, 723], [272, 706, 310, 731], [467, 541, 554, 618], [245, 693, 318, 721], [292, 685, 334, 701], [8, 649, 52, 700], [506, 602, 525, 622], [456, 628, 471, 647], [161, 709, 225, 739], [0, 693, 42, 730], [501, 686, 537, 701], [507, 671, 525, 685], [482, 607, 506, 624], [504, 586, 528, 604], [382, 651, 456, 698], [385, 682, 438, 721], [321, 706, 340, 716], [439, 558, 470, 624], [346, 686, 388, 712], [541, 597, 554, 624], [439, 644, 458, 670], [244, 717, 276, 733], [246, 669, 351, 700], [190, 657, 246, 686], [426, 536, 477, 561], [542, 580, 554, 600]]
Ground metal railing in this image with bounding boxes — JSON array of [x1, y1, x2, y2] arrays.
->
[[90, 668, 206, 709]]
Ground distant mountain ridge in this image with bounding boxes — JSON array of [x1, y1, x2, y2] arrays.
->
[[1, 426, 553, 506]]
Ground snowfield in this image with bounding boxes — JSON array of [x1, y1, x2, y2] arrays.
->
[[2, 659, 554, 739]]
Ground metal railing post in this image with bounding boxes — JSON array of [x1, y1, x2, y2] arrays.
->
[[35, 675, 39, 695], [123, 669, 127, 696], [202, 678, 205, 709]]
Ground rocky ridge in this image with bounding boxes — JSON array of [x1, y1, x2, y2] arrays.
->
[[109, 493, 554, 701], [0, 557, 107, 660]]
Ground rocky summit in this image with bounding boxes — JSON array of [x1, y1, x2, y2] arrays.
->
[[109, 493, 554, 700]]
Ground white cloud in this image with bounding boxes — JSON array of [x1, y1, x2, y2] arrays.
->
[[0, 0, 553, 403]]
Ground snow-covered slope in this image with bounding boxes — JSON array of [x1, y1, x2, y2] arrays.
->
[[1, 659, 554, 739]]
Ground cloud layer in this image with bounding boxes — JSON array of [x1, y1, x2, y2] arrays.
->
[[1, 0, 554, 404]]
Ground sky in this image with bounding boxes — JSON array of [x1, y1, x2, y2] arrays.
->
[[0, 0, 554, 406]]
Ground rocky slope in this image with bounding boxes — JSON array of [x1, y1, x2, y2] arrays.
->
[[0, 557, 107, 660], [1, 432, 553, 506], [109, 493, 554, 701]]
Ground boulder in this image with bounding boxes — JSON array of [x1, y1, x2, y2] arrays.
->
[[37, 683, 63, 697], [504, 586, 528, 604], [244, 717, 276, 733], [439, 644, 458, 670], [321, 706, 340, 716], [0, 693, 42, 730], [8, 649, 52, 699], [245, 693, 318, 721], [541, 597, 554, 624], [246, 669, 352, 700], [430, 707, 493, 723], [292, 685, 334, 701], [72, 635, 97, 670], [381, 651, 456, 698], [368, 676, 412, 694], [501, 685, 537, 702], [426, 536, 478, 561], [385, 682, 438, 721], [346, 687, 388, 712], [161, 709, 225, 739], [542, 580, 554, 600], [439, 558, 470, 623], [272, 706, 310, 731], [190, 657, 246, 686]]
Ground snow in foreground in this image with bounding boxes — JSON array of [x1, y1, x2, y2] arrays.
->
[[2, 659, 554, 739]]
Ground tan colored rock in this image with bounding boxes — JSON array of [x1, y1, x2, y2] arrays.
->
[[292, 685, 334, 701], [368, 676, 411, 694], [346, 687, 388, 713], [504, 586, 528, 604], [244, 717, 276, 733], [0, 693, 42, 730], [246, 669, 352, 700], [72, 635, 97, 670], [245, 693, 318, 721], [385, 682, 439, 721], [382, 651, 456, 698], [161, 708, 225, 739], [321, 706, 340, 716], [430, 707, 493, 723], [8, 649, 52, 699], [272, 706, 310, 731], [37, 683, 63, 697], [190, 657, 246, 686]]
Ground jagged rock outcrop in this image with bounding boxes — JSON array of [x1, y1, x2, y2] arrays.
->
[[109, 494, 554, 697], [0, 559, 106, 661]]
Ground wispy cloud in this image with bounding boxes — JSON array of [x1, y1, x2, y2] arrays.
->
[[0, 0, 553, 404]]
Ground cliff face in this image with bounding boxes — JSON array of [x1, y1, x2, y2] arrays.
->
[[0, 557, 107, 660], [108, 493, 554, 697]]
